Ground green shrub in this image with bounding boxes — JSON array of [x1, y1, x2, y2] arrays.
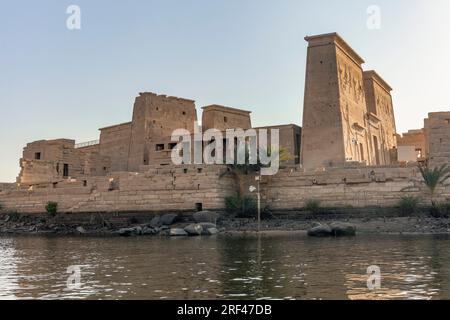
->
[[397, 196, 420, 216], [225, 195, 257, 218], [45, 201, 58, 217], [8, 211, 22, 222], [225, 195, 241, 213], [430, 203, 449, 218], [305, 199, 322, 214]]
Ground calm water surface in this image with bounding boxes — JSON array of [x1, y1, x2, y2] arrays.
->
[[1, 234, 450, 300]]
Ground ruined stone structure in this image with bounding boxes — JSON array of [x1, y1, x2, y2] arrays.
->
[[1, 32, 449, 215], [16, 92, 301, 187], [301, 33, 397, 171], [398, 112, 450, 166]]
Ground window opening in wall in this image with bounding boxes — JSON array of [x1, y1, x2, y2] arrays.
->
[[415, 148, 422, 158], [182, 111, 186, 115], [195, 203, 203, 211], [156, 144, 165, 151], [197, 168, 203, 173], [183, 168, 188, 174], [83, 180, 87, 187], [56, 163, 60, 174], [168, 143, 177, 150], [224, 117, 228, 123], [35, 152, 41, 160]]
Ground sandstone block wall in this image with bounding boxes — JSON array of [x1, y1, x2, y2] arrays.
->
[[239, 165, 450, 210], [254, 125, 301, 165], [397, 129, 426, 161], [426, 112, 450, 168], [363, 70, 397, 165], [301, 33, 398, 171], [128, 93, 198, 171], [99, 122, 132, 172], [3, 163, 450, 215], [1, 165, 236, 214], [202, 105, 252, 132], [18, 139, 111, 186]]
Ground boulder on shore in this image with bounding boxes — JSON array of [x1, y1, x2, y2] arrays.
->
[[307, 222, 357, 237], [76, 226, 86, 234], [142, 226, 159, 235], [150, 216, 161, 228], [118, 226, 142, 237], [170, 228, 188, 237], [184, 224, 203, 236], [160, 214, 178, 226], [307, 224, 332, 237], [330, 222, 356, 236], [205, 227, 219, 235], [193, 211, 220, 224]]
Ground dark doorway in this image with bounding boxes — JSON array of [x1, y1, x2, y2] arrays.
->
[[373, 136, 380, 165], [195, 203, 203, 212], [63, 164, 69, 177]]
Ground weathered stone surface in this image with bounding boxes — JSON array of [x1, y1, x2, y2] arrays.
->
[[330, 222, 356, 236], [205, 227, 219, 235], [193, 211, 219, 224], [160, 214, 178, 226], [169, 228, 188, 237], [118, 227, 135, 237], [199, 222, 216, 230], [307, 224, 332, 237], [76, 226, 86, 234], [142, 226, 158, 235], [118, 226, 142, 237], [184, 224, 203, 236], [150, 216, 161, 228]]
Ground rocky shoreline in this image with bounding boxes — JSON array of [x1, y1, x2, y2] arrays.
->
[[1, 210, 450, 237]]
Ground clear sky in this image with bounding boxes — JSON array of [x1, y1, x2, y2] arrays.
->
[[1, 0, 449, 182]]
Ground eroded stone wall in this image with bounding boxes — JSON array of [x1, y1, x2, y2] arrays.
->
[[426, 112, 450, 168], [1, 165, 236, 214], [128, 93, 197, 171], [99, 122, 132, 172], [3, 164, 450, 215], [202, 105, 252, 132]]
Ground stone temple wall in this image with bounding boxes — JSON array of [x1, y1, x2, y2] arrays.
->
[[1, 164, 449, 215], [236, 165, 450, 211], [426, 112, 450, 168], [0, 165, 236, 214]]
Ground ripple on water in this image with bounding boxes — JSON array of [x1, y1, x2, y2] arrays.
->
[[1, 234, 450, 299]]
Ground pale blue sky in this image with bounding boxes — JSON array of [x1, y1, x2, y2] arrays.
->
[[1, 0, 449, 182]]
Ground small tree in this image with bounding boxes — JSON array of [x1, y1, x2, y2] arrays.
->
[[305, 199, 322, 214], [45, 201, 58, 217], [419, 163, 450, 216], [397, 196, 420, 217]]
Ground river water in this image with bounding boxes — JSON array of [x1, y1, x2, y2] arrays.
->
[[1, 233, 450, 300]]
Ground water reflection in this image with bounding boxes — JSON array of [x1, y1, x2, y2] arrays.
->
[[0, 234, 450, 300]]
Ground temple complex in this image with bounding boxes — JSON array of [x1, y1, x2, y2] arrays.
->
[[1, 32, 449, 214]]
